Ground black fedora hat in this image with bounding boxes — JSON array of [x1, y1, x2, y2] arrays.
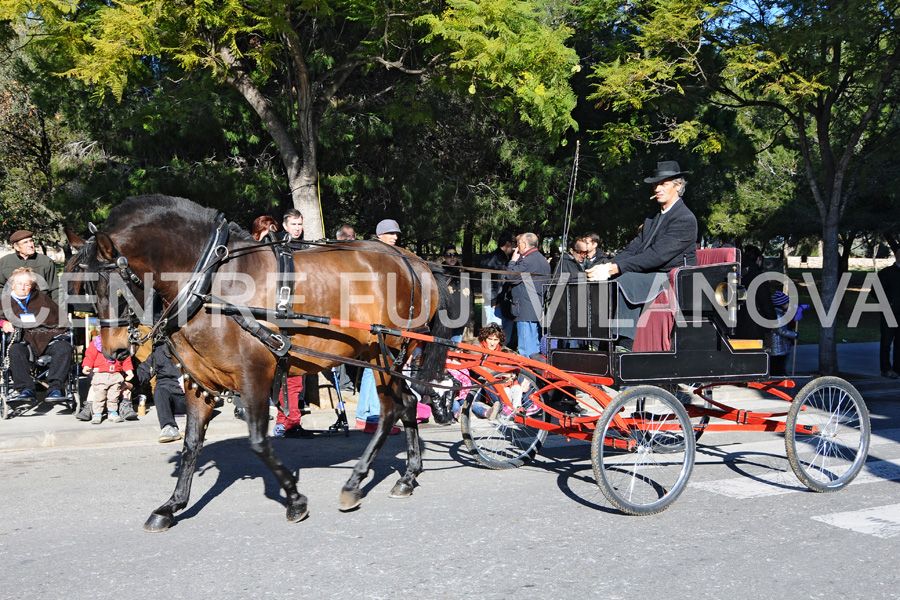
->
[[644, 161, 690, 183]]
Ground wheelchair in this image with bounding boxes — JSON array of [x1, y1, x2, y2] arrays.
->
[[0, 325, 83, 420]]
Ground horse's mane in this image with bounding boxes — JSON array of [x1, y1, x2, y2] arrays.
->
[[67, 194, 254, 278], [105, 195, 254, 242]]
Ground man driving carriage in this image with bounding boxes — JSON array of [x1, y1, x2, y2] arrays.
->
[[0, 267, 73, 401], [586, 160, 698, 349]]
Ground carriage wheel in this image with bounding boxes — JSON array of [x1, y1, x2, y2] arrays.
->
[[591, 386, 695, 515], [459, 392, 549, 470], [785, 377, 870, 493]]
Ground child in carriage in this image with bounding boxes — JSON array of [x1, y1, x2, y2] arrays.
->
[[82, 330, 134, 423]]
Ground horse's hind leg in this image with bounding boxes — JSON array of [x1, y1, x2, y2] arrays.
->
[[340, 383, 423, 509], [244, 394, 308, 523], [389, 394, 422, 499], [339, 414, 397, 510], [144, 393, 213, 533]]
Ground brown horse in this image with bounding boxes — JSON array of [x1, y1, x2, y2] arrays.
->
[[66, 195, 451, 532]]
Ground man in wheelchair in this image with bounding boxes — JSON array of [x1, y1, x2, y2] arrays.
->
[[0, 267, 72, 401]]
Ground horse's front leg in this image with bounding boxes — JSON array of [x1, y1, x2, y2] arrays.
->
[[143, 391, 213, 532], [243, 392, 308, 523], [389, 393, 422, 499]]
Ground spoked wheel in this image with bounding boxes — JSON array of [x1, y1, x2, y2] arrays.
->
[[785, 377, 870, 492], [460, 392, 549, 470], [591, 385, 695, 515]]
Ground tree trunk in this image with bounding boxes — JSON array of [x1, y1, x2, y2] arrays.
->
[[885, 231, 900, 259], [818, 216, 841, 375], [838, 234, 854, 274], [293, 125, 323, 240], [462, 226, 474, 268], [781, 239, 790, 285], [220, 45, 325, 239]]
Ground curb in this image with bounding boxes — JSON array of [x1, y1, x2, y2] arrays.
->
[[0, 405, 358, 452]]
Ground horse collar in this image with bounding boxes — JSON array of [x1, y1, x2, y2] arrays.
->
[[158, 213, 230, 336]]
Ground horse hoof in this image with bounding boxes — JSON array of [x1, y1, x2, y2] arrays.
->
[[389, 481, 414, 499], [286, 504, 308, 523], [339, 489, 362, 512], [143, 513, 174, 533], [286, 497, 309, 523]]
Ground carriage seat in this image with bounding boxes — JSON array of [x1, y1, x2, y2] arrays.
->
[[632, 248, 740, 352]]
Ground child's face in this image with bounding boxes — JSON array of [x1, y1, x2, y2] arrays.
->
[[485, 335, 501, 351]]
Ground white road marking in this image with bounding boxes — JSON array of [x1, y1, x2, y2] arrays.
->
[[812, 503, 900, 539], [697, 427, 900, 458], [692, 459, 900, 499]]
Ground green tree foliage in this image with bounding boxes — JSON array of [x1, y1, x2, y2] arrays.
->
[[2, 0, 581, 240], [417, 0, 580, 140], [0, 31, 72, 243], [587, 0, 900, 373]]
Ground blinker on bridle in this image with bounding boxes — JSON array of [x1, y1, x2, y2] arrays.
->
[[85, 225, 146, 333]]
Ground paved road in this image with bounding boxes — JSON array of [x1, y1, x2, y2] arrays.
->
[[2, 386, 899, 600]]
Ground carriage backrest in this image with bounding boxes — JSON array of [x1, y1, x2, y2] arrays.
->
[[632, 248, 741, 352], [697, 247, 739, 266], [672, 247, 741, 319]]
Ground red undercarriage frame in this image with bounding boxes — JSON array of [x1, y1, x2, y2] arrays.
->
[[443, 345, 808, 446]]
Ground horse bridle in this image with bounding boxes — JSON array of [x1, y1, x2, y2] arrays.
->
[[92, 255, 147, 334], [82, 214, 230, 345]]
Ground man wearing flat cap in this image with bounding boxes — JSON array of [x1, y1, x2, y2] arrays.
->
[[587, 160, 698, 348], [0, 230, 61, 305]]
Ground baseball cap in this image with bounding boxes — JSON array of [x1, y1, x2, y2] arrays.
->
[[376, 219, 401, 235]]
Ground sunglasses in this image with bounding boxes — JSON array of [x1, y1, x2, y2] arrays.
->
[[575, 250, 588, 256], [444, 253, 458, 258]]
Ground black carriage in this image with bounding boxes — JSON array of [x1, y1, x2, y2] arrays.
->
[[455, 248, 870, 515]]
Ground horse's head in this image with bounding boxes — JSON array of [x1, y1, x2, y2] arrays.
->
[[65, 226, 148, 361]]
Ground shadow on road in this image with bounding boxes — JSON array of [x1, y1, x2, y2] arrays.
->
[[155, 429, 470, 525]]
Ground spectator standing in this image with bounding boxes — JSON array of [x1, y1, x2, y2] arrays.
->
[[230, 216, 283, 423], [767, 290, 799, 377], [441, 245, 470, 343], [355, 219, 404, 434], [333, 224, 357, 393], [580, 232, 609, 272], [0, 230, 60, 304], [272, 210, 310, 438], [480, 231, 517, 344], [82, 332, 134, 423], [504, 232, 550, 358], [735, 245, 777, 341], [877, 258, 900, 378]]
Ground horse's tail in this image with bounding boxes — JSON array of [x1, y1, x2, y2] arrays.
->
[[418, 266, 453, 382]]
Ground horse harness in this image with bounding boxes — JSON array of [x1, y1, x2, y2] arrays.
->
[[84, 216, 449, 412]]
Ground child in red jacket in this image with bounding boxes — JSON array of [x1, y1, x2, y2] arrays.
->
[[82, 332, 134, 424]]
